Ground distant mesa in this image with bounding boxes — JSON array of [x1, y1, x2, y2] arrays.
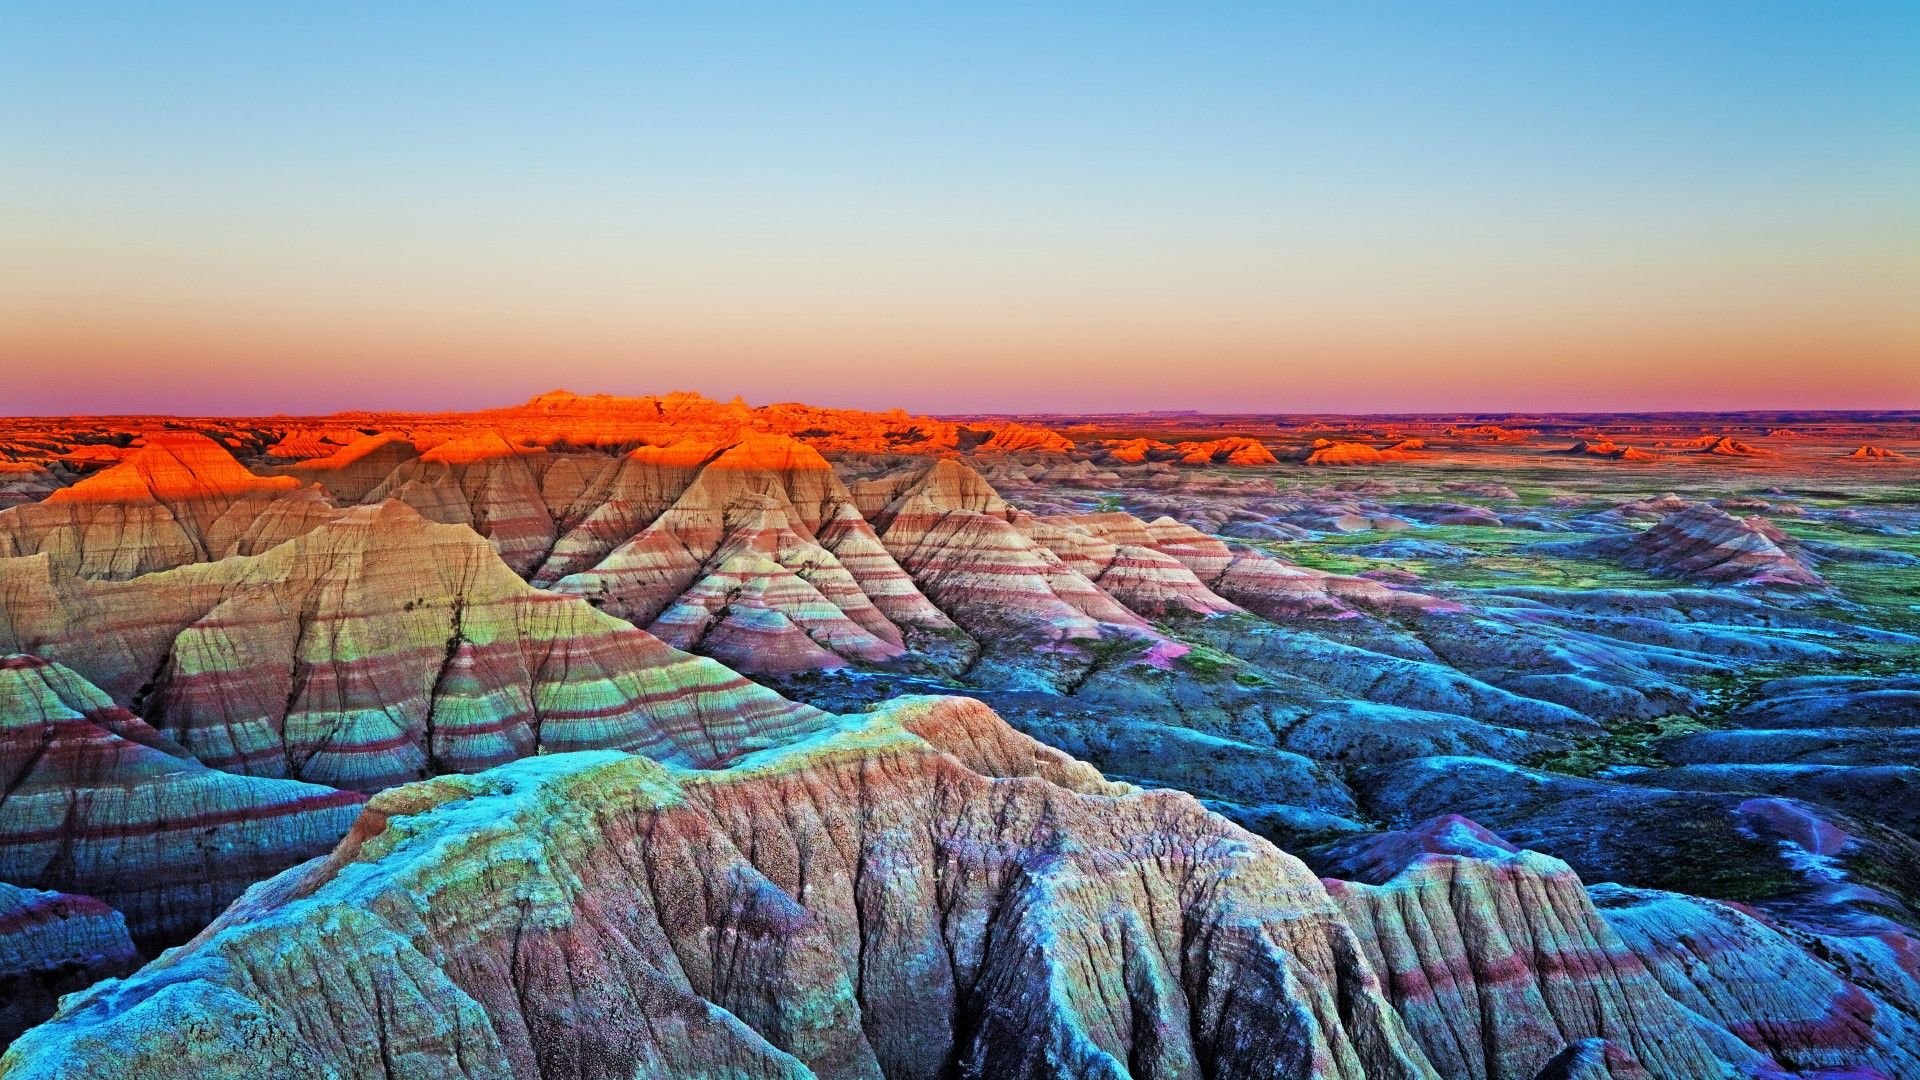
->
[[963, 421, 1074, 454], [1174, 437, 1277, 466], [1846, 444, 1909, 461], [1099, 437, 1173, 464], [1304, 438, 1425, 465], [1093, 436, 1275, 466], [482, 389, 1077, 458], [1561, 503, 1826, 592], [1700, 434, 1773, 457], [1560, 437, 1659, 461], [1443, 424, 1536, 441], [1659, 433, 1774, 457]]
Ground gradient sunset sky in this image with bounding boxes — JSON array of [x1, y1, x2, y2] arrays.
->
[[5, 2, 1917, 415]]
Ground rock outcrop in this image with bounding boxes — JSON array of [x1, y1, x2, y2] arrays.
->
[[0, 434, 327, 579], [1608, 504, 1825, 590], [0, 503, 827, 792], [1546, 503, 1826, 591], [548, 435, 963, 675], [0, 697, 1442, 1080], [1174, 437, 1278, 466], [1304, 440, 1424, 466], [1846, 445, 1910, 461], [1592, 884, 1920, 1077], [0, 655, 364, 943], [0, 883, 138, 1050], [1560, 438, 1658, 461], [1317, 816, 1760, 1079]]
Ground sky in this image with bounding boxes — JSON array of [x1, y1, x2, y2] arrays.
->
[[4, 2, 1917, 416]]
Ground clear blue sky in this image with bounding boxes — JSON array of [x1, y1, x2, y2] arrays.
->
[[4, 2, 1916, 414]]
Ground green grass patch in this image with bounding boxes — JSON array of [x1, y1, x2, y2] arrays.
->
[[1529, 714, 1715, 777]]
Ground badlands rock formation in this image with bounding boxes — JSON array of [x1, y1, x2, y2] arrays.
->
[[1560, 437, 1659, 461], [1568, 503, 1827, 590], [546, 435, 963, 675], [1, 502, 826, 793], [1848, 445, 1910, 461], [3, 397, 1919, 1070], [0, 883, 137, 1048], [0, 655, 363, 944], [1319, 816, 1763, 1079], [2, 698, 1441, 1080], [0, 433, 326, 579], [1304, 439, 1425, 466]]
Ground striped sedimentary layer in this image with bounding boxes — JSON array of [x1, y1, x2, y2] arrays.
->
[[1591, 884, 1920, 1078], [550, 434, 962, 675], [364, 432, 560, 575], [1028, 513, 1242, 618], [1318, 816, 1763, 1079], [0, 697, 1441, 1080], [0, 502, 827, 793], [0, 882, 138, 1049], [0, 433, 334, 580], [857, 460, 1174, 686], [1567, 504, 1826, 591], [0, 655, 364, 944]]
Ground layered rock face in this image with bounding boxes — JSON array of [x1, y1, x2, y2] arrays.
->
[[0, 655, 364, 944], [1317, 817, 1759, 1080], [856, 459, 1160, 685], [0, 883, 138, 1049], [0, 433, 328, 579], [1564, 504, 1826, 591], [547, 435, 964, 675], [1592, 884, 1920, 1078], [1, 504, 826, 793], [0, 697, 1441, 1080]]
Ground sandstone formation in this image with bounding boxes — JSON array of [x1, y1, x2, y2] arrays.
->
[[1847, 445, 1910, 461], [0, 655, 364, 943], [266, 432, 422, 500], [1676, 434, 1773, 457], [1319, 816, 1763, 1079], [1172, 437, 1278, 466], [547, 434, 964, 675], [0, 504, 827, 792], [1592, 884, 1920, 1077], [1304, 440, 1424, 466], [485, 390, 1076, 458], [1560, 438, 1659, 461], [0, 433, 327, 579], [0, 883, 138, 1049], [0, 697, 1443, 1080], [1575, 504, 1826, 590]]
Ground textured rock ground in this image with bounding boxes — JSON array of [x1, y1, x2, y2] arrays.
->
[[1319, 816, 1765, 1079], [0, 655, 364, 945], [1, 503, 825, 792], [0, 698, 1442, 1080], [0, 882, 138, 1049], [3, 399, 1918, 1070]]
